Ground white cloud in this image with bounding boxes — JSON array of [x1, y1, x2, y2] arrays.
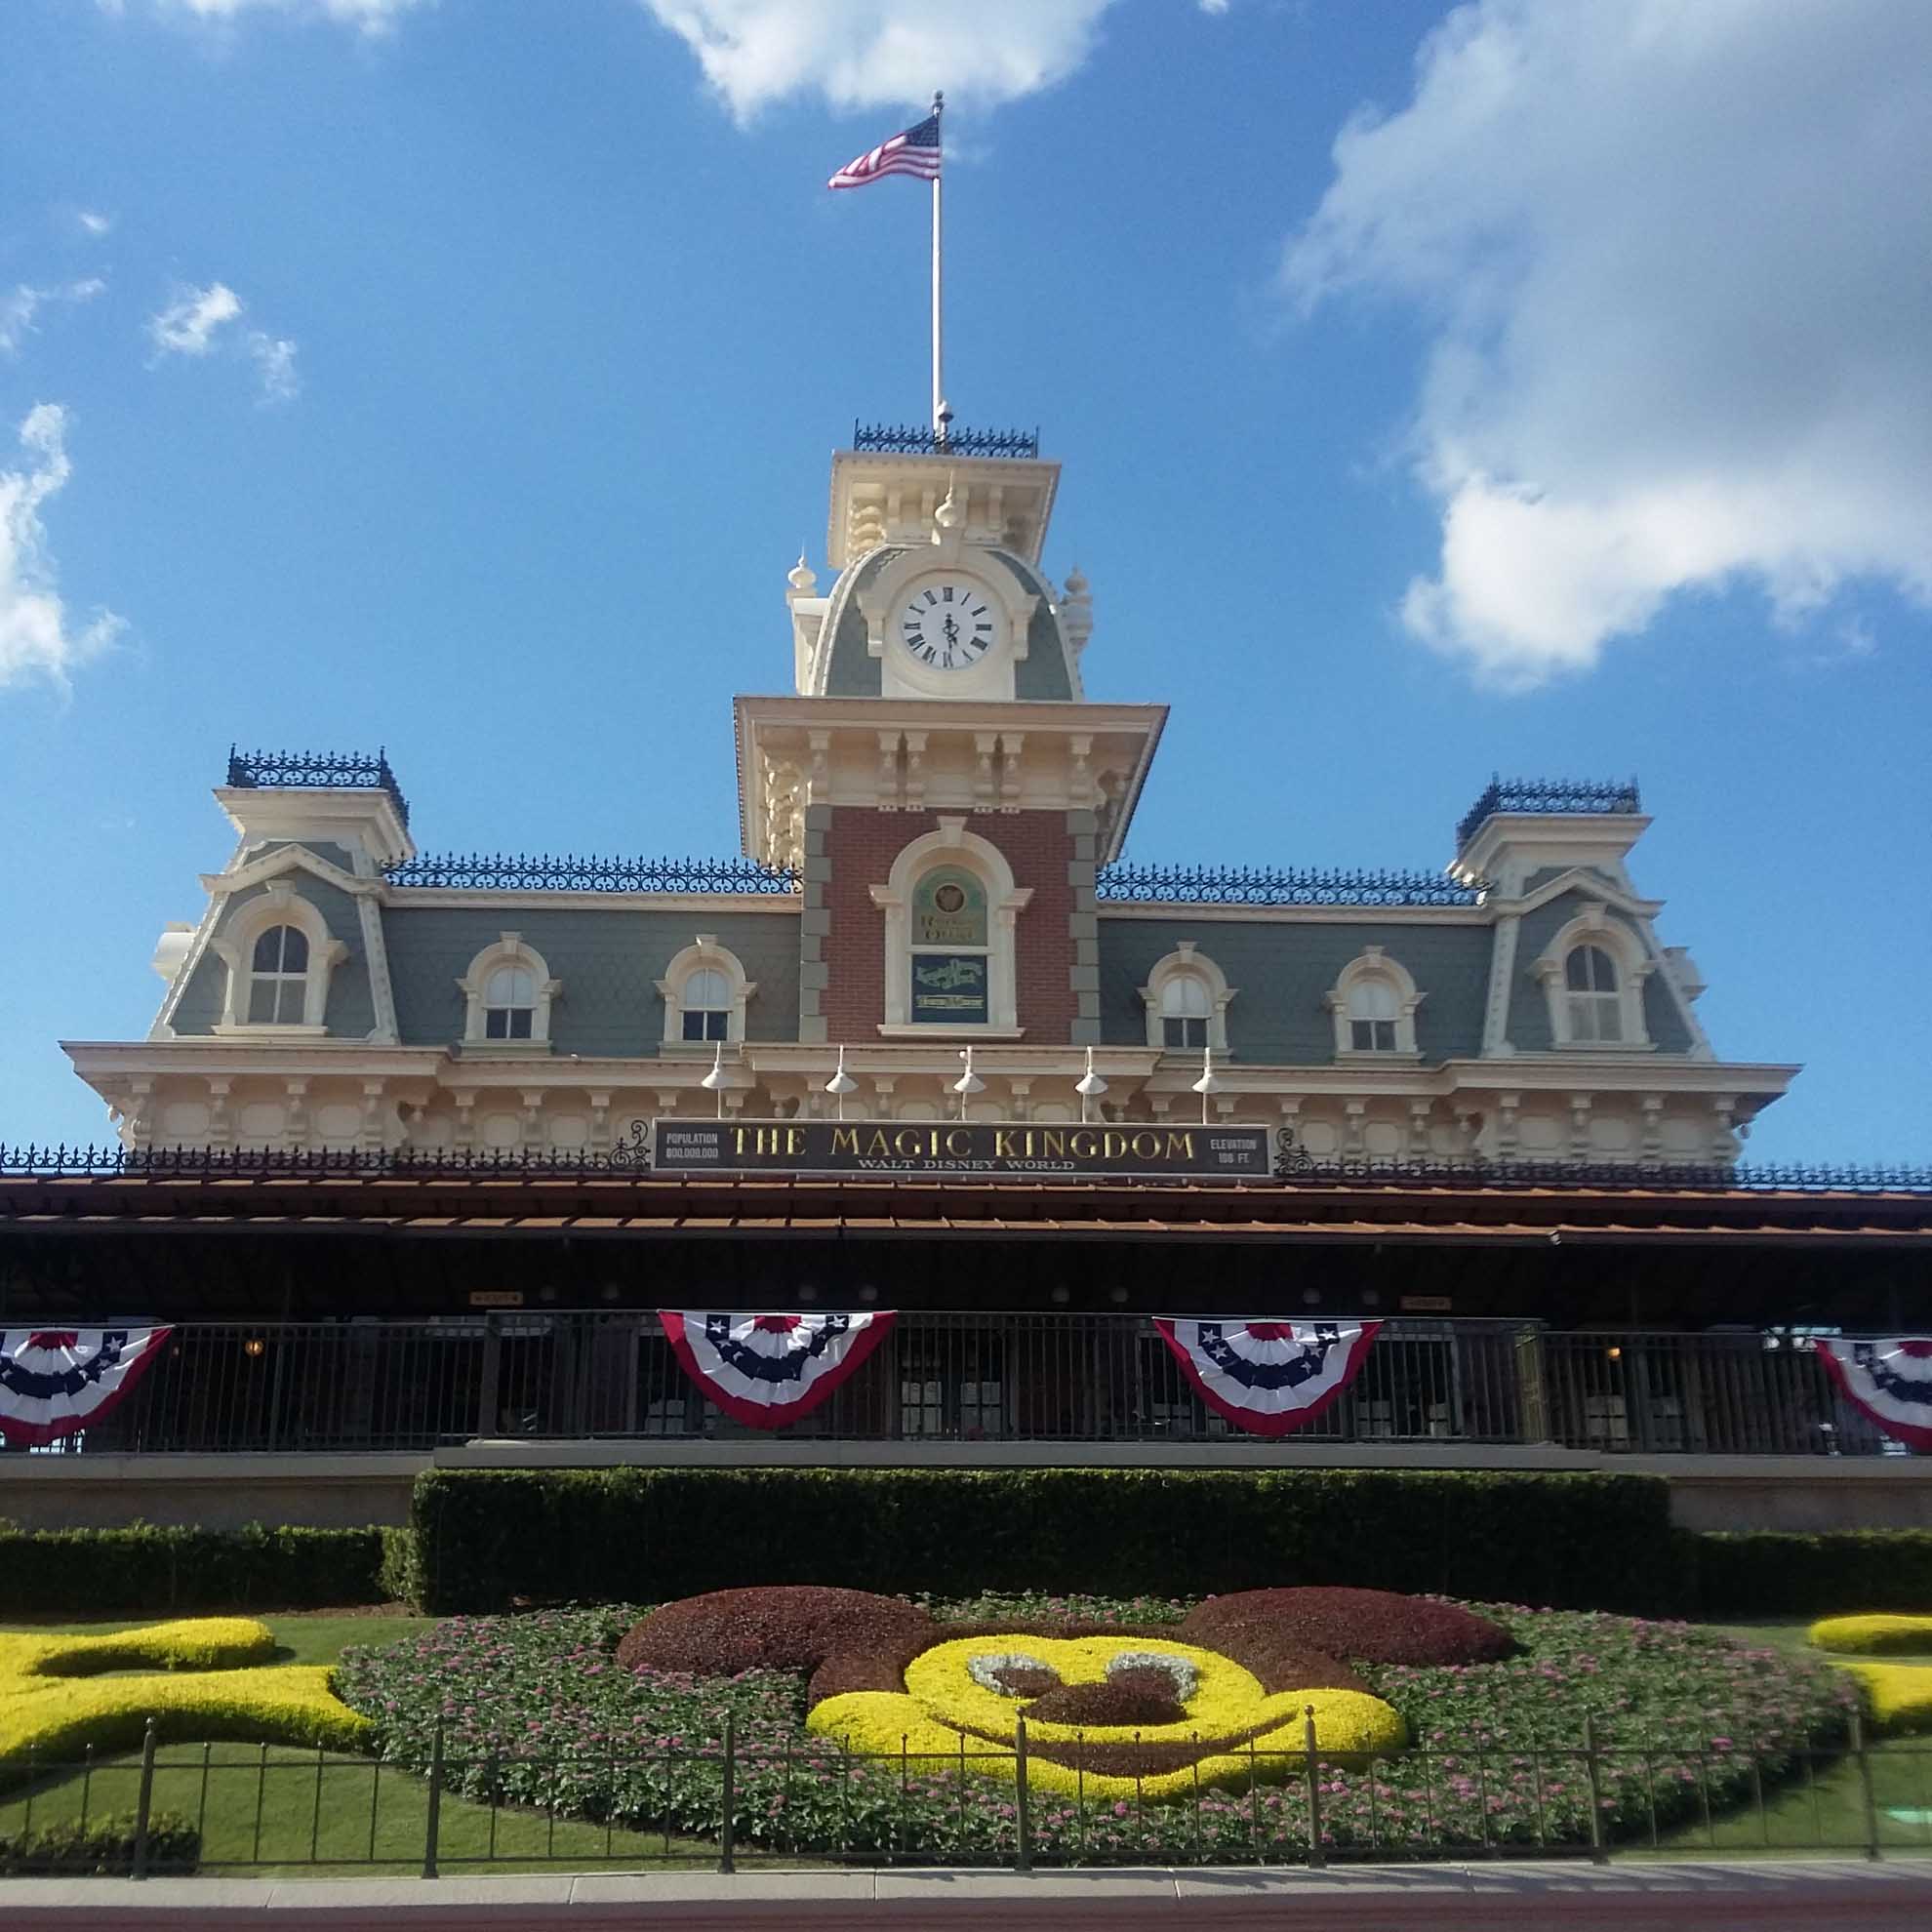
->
[[148, 282, 243, 356], [148, 283, 300, 403], [638, 1, 1118, 119], [76, 210, 114, 238], [151, 0, 429, 31], [1282, 0, 1932, 686], [0, 405, 122, 694], [0, 280, 106, 356], [247, 331, 301, 403]]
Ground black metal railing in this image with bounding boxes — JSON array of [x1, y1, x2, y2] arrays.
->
[[1455, 776, 1642, 850], [10, 1314, 1901, 1459], [10, 1708, 1924, 1877], [1097, 863, 1484, 907], [225, 747, 409, 828], [5, 1143, 1931, 1193], [381, 853, 798, 893], [852, 423, 1040, 460]]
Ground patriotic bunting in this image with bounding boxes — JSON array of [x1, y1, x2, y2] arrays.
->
[[1153, 1317, 1382, 1438], [0, 1326, 173, 1448], [659, 1310, 896, 1429], [1818, 1338, 1932, 1452]]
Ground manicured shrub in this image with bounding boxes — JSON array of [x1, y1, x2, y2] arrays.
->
[[614, 1586, 936, 1678], [1842, 1660, 1932, 1735], [0, 1617, 276, 1679], [0, 1812, 199, 1875], [0, 1522, 407, 1616], [1691, 1531, 1932, 1617], [410, 1468, 1675, 1615], [1809, 1613, 1932, 1655]]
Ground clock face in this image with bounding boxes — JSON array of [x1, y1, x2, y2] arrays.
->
[[898, 580, 996, 671]]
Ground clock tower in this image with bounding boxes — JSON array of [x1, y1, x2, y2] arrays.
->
[[736, 428, 1166, 1056]]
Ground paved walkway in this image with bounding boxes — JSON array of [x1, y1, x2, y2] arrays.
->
[[4, 1860, 1932, 1931]]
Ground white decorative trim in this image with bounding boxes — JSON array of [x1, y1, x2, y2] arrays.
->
[[458, 933, 562, 1047], [358, 897, 400, 1045], [207, 882, 350, 1033], [201, 843, 376, 899], [656, 934, 756, 1044], [1325, 946, 1426, 1060], [1532, 905, 1655, 1050], [870, 819, 1033, 1031], [1139, 940, 1236, 1053]]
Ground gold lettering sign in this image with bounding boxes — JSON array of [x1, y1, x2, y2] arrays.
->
[[649, 1118, 1270, 1180], [911, 865, 987, 947]]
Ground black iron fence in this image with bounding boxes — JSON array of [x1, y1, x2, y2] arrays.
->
[[6, 1709, 1928, 1876], [12, 1314, 1899, 1458]]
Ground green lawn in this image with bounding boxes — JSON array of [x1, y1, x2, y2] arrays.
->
[[6, 1610, 1932, 1874]]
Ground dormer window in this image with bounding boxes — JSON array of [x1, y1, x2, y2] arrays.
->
[[248, 925, 309, 1024], [1326, 947, 1424, 1059], [459, 935, 560, 1049], [1160, 974, 1212, 1050], [1347, 976, 1399, 1053], [483, 963, 537, 1040], [680, 967, 732, 1042], [1532, 906, 1654, 1050], [658, 936, 757, 1046], [1564, 945, 1622, 1043], [1141, 942, 1234, 1054], [210, 883, 348, 1035]]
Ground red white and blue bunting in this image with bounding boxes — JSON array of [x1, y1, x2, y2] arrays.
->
[[1152, 1317, 1382, 1438], [0, 1326, 173, 1447], [1818, 1338, 1932, 1453], [658, 1310, 896, 1429]]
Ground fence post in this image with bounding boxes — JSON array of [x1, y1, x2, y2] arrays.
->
[[1583, 1715, 1609, 1865], [1302, 1706, 1326, 1871], [422, 1721, 444, 1879], [718, 1713, 737, 1874], [1013, 1714, 1033, 1873], [131, 1718, 157, 1881], [1851, 1711, 1882, 1862], [476, 1314, 502, 1437]]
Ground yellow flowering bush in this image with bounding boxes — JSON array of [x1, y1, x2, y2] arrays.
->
[[809, 1631, 1406, 1801], [1808, 1614, 1932, 1656], [0, 1619, 371, 1765], [1841, 1662, 1932, 1735]]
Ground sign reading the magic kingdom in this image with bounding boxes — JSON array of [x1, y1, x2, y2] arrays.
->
[[648, 1117, 1272, 1181]]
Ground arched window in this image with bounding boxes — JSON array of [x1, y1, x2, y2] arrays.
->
[[1326, 946, 1424, 1059], [1141, 942, 1235, 1054], [248, 925, 309, 1024], [484, 963, 537, 1040], [658, 936, 756, 1045], [1346, 974, 1399, 1052], [1532, 906, 1653, 1049], [680, 966, 732, 1042], [1160, 974, 1212, 1049], [458, 934, 561, 1048], [872, 821, 1031, 1035], [1564, 945, 1621, 1043], [210, 883, 348, 1034]]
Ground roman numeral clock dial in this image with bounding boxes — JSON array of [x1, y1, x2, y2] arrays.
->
[[898, 580, 995, 671]]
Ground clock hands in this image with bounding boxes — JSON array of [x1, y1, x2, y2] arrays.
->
[[942, 613, 959, 646]]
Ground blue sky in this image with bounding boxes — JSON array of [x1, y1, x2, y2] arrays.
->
[[2, 0, 1927, 1161]]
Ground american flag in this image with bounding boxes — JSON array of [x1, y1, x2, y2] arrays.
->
[[827, 111, 942, 190]]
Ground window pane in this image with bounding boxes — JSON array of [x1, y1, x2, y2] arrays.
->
[[1594, 1001, 1622, 1042], [485, 1008, 509, 1040], [253, 925, 305, 972], [1566, 945, 1617, 993], [684, 967, 730, 1009], [281, 928, 309, 973], [507, 1007, 533, 1040], [248, 979, 281, 1024], [681, 1010, 707, 1041], [1348, 976, 1398, 1021], [485, 964, 534, 1006], [1160, 975, 1211, 1019], [703, 1009, 730, 1041]]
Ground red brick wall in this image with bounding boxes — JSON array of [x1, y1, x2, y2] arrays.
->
[[821, 809, 1076, 1043]]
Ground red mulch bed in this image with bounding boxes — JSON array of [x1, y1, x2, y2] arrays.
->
[[615, 1587, 936, 1681], [1181, 1588, 1517, 1668]]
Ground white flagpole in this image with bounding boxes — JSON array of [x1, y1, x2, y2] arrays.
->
[[931, 91, 946, 443]]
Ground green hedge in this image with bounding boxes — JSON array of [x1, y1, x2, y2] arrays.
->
[[1688, 1529, 1932, 1617], [410, 1467, 1677, 1616], [0, 1812, 198, 1874], [0, 1522, 415, 1617]]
